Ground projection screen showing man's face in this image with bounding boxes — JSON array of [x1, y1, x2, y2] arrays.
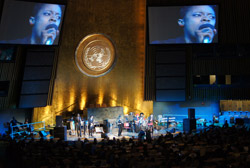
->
[[148, 5, 218, 44], [0, 1, 65, 45]]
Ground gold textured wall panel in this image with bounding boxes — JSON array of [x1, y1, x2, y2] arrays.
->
[[33, 0, 153, 125], [220, 100, 250, 112]]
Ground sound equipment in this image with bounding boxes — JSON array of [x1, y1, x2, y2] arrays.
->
[[235, 118, 244, 125], [49, 129, 54, 136], [56, 115, 63, 127], [128, 114, 134, 122], [54, 126, 67, 140], [183, 118, 196, 133], [39, 130, 48, 137], [230, 117, 234, 124], [124, 123, 129, 127], [101, 132, 107, 138], [188, 108, 195, 119], [95, 127, 103, 133], [103, 120, 110, 133], [169, 128, 176, 133], [244, 118, 250, 124]]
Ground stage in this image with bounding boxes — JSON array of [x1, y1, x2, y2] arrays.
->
[[11, 121, 217, 142], [66, 129, 173, 141], [15, 126, 181, 142]]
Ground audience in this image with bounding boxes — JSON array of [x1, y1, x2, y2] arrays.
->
[[223, 120, 229, 128], [1, 124, 250, 167]]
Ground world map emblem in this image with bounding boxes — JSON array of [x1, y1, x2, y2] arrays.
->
[[75, 34, 116, 77], [84, 45, 111, 71]]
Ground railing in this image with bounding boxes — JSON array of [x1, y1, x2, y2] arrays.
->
[[10, 121, 45, 139]]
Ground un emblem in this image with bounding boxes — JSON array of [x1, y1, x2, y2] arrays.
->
[[75, 34, 116, 77]]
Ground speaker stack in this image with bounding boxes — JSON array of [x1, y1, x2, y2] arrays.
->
[[39, 130, 48, 138], [235, 118, 244, 125], [188, 108, 195, 119], [183, 108, 196, 133], [103, 119, 110, 133], [54, 126, 67, 140], [56, 115, 63, 127]]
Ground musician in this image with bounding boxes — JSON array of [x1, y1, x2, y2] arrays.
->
[[212, 113, 218, 124], [117, 115, 123, 136], [69, 117, 75, 136], [24, 118, 29, 125], [75, 114, 82, 137], [88, 115, 94, 137], [138, 113, 145, 130], [10, 117, 22, 132], [147, 114, 154, 135], [138, 129, 145, 141], [81, 119, 87, 136], [23, 118, 32, 133], [131, 117, 136, 133]]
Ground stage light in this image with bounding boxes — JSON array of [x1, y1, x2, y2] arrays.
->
[[68, 87, 76, 111], [98, 88, 104, 106], [80, 94, 87, 110]]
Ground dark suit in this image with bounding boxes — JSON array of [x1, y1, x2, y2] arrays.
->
[[117, 119, 123, 136], [75, 116, 82, 137], [88, 118, 94, 136], [82, 120, 87, 136]]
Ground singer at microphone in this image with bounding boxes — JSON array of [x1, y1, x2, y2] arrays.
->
[[44, 24, 59, 45], [45, 38, 53, 45], [151, 5, 217, 44], [179, 5, 217, 44], [198, 24, 216, 43], [28, 3, 62, 45], [0, 3, 63, 45], [203, 36, 210, 43]]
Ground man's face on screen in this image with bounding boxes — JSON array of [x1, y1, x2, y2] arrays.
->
[[180, 5, 216, 43], [32, 4, 62, 42]]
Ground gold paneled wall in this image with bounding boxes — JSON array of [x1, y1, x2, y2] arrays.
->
[[33, 0, 153, 125], [220, 100, 250, 112]]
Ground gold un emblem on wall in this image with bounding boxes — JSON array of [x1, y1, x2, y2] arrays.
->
[[75, 34, 116, 77]]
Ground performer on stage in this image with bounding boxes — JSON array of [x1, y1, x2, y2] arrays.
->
[[147, 114, 154, 135], [117, 115, 123, 136], [23, 118, 32, 133], [75, 114, 82, 137], [132, 117, 136, 133], [10, 117, 22, 132], [138, 113, 145, 130], [69, 117, 75, 135], [81, 119, 87, 136], [24, 118, 29, 125], [88, 115, 94, 137]]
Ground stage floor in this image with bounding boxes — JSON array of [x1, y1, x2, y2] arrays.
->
[[27, 127, 179, 142], [14, 124, 214, 142], [65, 127, 175, 141]]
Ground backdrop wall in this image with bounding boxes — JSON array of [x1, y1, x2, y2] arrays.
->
[[32, 0, 153, 125]]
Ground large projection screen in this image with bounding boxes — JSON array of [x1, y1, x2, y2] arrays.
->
[[0, 1, 65, 45], [148, 5, 218, 44]]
